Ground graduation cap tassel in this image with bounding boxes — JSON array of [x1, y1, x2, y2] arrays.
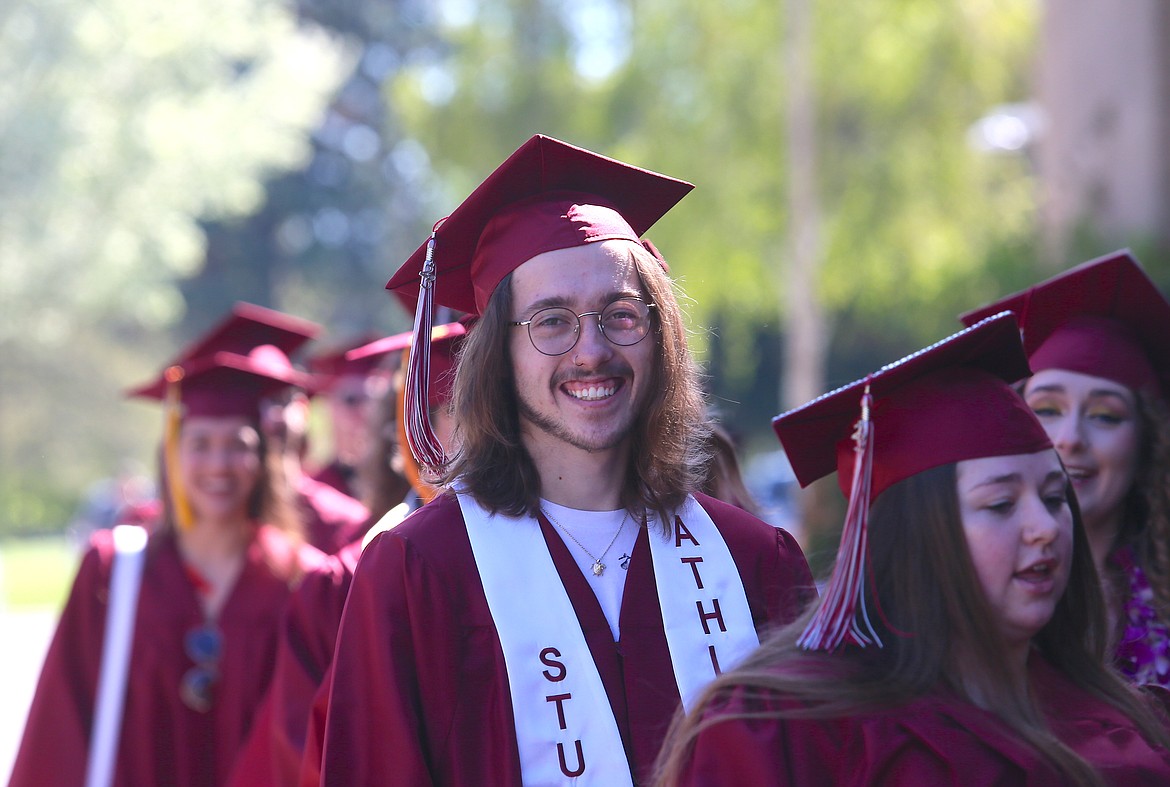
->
[[163, 367, 195, 533], [798, 382, 882, 651], [403, 225, 449, 471], [396, 346, 439, 504]]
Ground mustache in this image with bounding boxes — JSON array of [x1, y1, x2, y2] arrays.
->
[[552, 363, 633, 386]]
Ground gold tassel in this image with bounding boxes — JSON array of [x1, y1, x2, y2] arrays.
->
[[164, 366, 195, 532]]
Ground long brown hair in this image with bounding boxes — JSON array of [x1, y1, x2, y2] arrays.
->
[[1118, 390, 1170, 622], [356, 364, 413, 520], [655, 463, 1170, 786], [437, 243, 711, 528]]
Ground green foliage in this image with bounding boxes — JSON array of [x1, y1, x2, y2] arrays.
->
[[0, 535, 79, 609], [386, 0, 1044, 412], [0, 479, 76, 539], [0, 0, 352, 344], [0, 0, 353, 535], [0, 323, 166, 535]]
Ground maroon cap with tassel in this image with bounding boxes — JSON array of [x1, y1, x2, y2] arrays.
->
[[772, 312, 1052, 651]]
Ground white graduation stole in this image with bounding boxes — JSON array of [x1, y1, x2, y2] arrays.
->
[[646, 496, 760, 710], [460, 494, 633, 786], [459, 493, 757, 784]]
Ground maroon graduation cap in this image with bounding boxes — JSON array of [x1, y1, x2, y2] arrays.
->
[[347, 320, 470, 408], [959, 249, 1170, 397], [305, 334, 386, 396], [128, 345, 311, 419], [173, 302, 320, 365], [772, 312, 1052, 651], [383, 134, 693, 468], [127, 346, 311, 531]]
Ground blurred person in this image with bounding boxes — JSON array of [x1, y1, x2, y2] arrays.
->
[[655, 314, 1170, 786], [319, 135, 815, 786], [962, 250, 1170, 688], [66, 460, 157, 543], [225, 321, 467, 787], [107, 300, 369, 554], [9, 344, 328, 787], [352, 318, 469, 518], [262, 387, 369, 555], [699, 416, 762, 516], [305, 337, 388, 500]]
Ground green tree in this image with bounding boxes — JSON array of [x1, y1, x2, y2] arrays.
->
[[0, 0, 350, 533], [0, 0, 351, 344], [387, 0, 1040, 409]]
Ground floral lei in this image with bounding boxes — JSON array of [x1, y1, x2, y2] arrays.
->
[[1111, 544, 1170, 688]]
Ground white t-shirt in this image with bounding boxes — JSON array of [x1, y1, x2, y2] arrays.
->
[[541, 499, 640, 641]]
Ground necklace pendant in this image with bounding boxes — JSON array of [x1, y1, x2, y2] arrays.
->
[[592, 560, 605, 576]]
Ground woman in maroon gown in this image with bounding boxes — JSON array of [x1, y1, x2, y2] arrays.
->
[[655, 314, 1170, 786], [961, 250, 1170, 689], [10, 345, 325, 787]]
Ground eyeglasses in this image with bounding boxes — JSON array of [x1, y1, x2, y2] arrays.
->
[[509, 297, 655, 357], [180, 624, 222, 713]]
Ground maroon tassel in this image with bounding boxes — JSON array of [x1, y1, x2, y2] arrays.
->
[[798, 382, 883, 651], [403, 222, 449, 471]]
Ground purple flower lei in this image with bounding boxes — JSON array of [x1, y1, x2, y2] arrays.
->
[[1112, 544, 1170, 688]]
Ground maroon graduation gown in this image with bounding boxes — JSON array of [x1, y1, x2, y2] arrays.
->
[[675, 686, 1067, 786], [319, 492, 815, 786], [9, 526, 326, 787], [295, 475, 369, 555], [675, 654, 1170, 786], [1032, 654, 1170, 784], [309, 459, 358, 501], [226, 539, 362, 787]]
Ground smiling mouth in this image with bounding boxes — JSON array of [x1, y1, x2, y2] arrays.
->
[[1064, 467, 1093, 481], [564, 381, 618, 401]]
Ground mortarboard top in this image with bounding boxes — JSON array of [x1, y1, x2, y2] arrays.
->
[[346, 321, 468, 363], [384, 134, 694, 316], [174, 302, 320, 364], [127, 345, 310, 419], [772, 312, 1053, 652], [773, 312, 1052, 503], [125, 302, 320, 399], [305, 333, 384, 395], [959, 249, 1170, 396], [347, 321, 469, 407]]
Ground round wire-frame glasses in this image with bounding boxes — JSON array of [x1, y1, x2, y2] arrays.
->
[[509, 296, 656, 356]]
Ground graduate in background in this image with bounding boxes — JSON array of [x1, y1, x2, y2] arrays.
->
[[962, 250, 1170, 689], [654, 314, 1170, 786], [319, 135, 815, 786], [262, 383, 369, 555], [225, 320, 468, 787], [699, 416, 762, 517], [305, 336, 388, 501], [10, 342, 327, 787]]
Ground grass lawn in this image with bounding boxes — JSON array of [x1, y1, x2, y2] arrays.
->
[[0, 536, 80, 611]]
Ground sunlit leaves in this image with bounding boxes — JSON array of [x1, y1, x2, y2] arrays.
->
[[0, 0, 352, 343]]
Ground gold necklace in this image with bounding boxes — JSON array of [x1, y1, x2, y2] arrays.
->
[[543, 508, 628, 576]]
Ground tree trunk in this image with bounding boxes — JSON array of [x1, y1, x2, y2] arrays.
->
[[781, 0, 833, 556]]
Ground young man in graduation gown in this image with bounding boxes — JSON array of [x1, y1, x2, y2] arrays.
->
[[318, 135, 816, 786]]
